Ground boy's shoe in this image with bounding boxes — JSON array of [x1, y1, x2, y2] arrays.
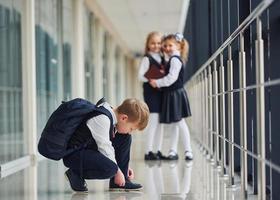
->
[[65, 169, 88, 192], [109, 179, 143, 191], [144, 151, 159, 160], [185, 151, 193, 161], [157, 151, 168, 160]]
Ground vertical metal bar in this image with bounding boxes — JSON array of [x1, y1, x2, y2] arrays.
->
[[197, 77, 201, 144], [227, 45, 235, 186], [239, 32, 248, 198], [201, 74, 205, 150], [219, 53, 226, 175], [204, 70, 209, 154], [208, 66, 214, 160], [198, 75, 202, 146], [256, 17, 266, 200], [213, 60, 220, 166]]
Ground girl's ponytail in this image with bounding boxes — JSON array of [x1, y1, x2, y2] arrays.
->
[[180, 39, 189, 63]]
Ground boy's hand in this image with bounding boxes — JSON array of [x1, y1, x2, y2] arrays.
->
[[114, 168, 125, 186], [127, 168, 134, 180]]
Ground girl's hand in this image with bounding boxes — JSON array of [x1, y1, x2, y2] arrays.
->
[[114, 168, 125, 186], [127, 168, 134, 180], [149, 79, 157, 88]]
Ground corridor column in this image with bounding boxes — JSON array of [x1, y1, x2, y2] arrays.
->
[[93, 19, 105, 102], [119, 53, 126, 100], [72, 0, 85, 98], [22, 0, 37, 162], [108, 37, 117, 105], [22, 0, 37, 199]]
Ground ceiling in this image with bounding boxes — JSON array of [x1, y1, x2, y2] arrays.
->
[[94, 0, 190, 55]]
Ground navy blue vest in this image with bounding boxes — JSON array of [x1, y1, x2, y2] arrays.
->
[[68, 114, 113, 150], [162, 55, 184, 91], [143, 54, 165, 93]]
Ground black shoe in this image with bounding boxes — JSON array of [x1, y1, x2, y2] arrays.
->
[[144, 151, 159, 160], [109, 179, 143, 191], [65, 169, 88, 192], [185, 151, 193, 161], [157, 151, 168, 160]]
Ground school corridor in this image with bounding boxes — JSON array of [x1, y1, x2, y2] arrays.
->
[[1, 0, 280, 199]]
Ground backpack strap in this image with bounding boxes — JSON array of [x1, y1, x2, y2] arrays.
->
[[92, 97, 114, 137], [96, 97, 106, 106], [94, 106, 114, 140]]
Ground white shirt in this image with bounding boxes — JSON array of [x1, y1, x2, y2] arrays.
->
[[138, 52, 162, 82], [155, 50, 182, 88], [86, 102, 118, 164]]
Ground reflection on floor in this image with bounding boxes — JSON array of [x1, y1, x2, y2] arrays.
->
[[0, 134, 258, 200]]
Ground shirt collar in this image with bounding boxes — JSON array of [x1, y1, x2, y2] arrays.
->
[[171, 50, 180, 56]]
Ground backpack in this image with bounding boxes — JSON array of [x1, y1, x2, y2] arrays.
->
[[38, 97, 113, 160]]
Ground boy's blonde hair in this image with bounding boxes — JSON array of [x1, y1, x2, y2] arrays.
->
[[162, 33, 189, 63], [144, 31, 162, 54], [116, 98, 149, 131]]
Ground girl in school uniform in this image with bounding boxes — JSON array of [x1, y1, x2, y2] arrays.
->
[[150, 33, 193, 160], [138, 31, 167, 160]]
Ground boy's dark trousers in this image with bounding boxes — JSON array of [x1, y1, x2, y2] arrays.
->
[[63, 133, 132, 180]]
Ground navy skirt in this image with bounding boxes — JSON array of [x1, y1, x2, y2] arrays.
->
[[160, 87, 191, 123]]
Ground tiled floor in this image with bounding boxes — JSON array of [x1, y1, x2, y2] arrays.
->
[[0, 133, 258, 200]]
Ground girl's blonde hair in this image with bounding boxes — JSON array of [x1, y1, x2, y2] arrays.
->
[[144, 31, 162, 54], [162, 33, 189, 63]]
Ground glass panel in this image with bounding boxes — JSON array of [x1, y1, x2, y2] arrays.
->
[[103, 32, 109, 100], [84, 9, 94, 101], [35, 0, 59, 137], [115, 47, 121, 104], [62, 0, 73, 100], [35, 0, 73, 137], [0, 0, 24, 164]]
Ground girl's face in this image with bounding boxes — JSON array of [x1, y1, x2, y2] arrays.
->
[[148, 35, 162, 53], [162, 39, 180, 56]]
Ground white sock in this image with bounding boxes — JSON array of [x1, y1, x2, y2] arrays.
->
[[144, 113, 160, 154]]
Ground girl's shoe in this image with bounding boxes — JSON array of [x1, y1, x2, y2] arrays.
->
[[185, 151, 193, 160], [144, 151, 159, 160], [157, 151, 168, 160], [165, 150, 179, 160]]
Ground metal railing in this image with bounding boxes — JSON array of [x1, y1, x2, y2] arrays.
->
[[186, 0, 276, 199]]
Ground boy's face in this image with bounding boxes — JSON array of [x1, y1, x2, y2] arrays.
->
[[116, 114, 139, 134]]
